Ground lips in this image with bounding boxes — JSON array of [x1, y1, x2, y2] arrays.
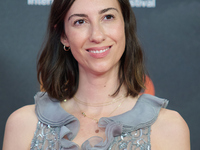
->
[[86, 46, 111, 58], [87, 46, 111, 53]]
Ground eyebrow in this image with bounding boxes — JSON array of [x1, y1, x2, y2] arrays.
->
[[99, 7, 118, 14], [68, 14, 88, 21], [68, 7, 119, 21]]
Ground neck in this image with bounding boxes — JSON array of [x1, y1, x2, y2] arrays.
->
[[75, 66, 125, 104]]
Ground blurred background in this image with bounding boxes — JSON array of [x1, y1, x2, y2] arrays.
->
[[0, 0, 199, 149]]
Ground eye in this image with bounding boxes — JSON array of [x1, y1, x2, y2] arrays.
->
[[104, 14, 114, 20], [74, 19, 85, 25]]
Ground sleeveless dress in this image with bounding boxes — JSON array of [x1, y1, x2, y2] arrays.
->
[[30, 92, 168, 150]]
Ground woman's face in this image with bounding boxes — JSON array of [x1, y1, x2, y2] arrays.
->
[[61, 0, 125, 75]]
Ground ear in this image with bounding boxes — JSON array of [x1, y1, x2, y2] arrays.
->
[[60, 33, 70, 47]]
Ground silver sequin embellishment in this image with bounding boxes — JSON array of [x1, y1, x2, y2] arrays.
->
[[108, 127, 151, 150], [31, 121, 60, 150]]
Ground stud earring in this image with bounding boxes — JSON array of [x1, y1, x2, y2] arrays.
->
[[63, 45, 70, 51]]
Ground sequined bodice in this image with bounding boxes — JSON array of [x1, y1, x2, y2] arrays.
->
[[30, 92, 168, 150], [31, 122, 151, 150]]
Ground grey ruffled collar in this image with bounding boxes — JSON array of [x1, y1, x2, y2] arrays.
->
[[34, 92, 168, 150]]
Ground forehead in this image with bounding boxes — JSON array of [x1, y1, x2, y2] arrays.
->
[[66, 0, 121, 16]]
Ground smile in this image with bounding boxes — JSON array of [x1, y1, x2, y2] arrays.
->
[[87, 46, 111, 54]]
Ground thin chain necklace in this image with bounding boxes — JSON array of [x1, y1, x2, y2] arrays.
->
[[72, 96, 126, 133], [73, 94, 125, 107]]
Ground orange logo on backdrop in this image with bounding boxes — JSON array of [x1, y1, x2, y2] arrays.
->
[[142, 75, 155, 95]]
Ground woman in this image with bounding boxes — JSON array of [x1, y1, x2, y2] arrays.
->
[[3, 0, 190, 149]]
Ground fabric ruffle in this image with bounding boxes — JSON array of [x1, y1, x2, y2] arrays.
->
[[81, 122, 122, 150], [34, 92, 168, 149]]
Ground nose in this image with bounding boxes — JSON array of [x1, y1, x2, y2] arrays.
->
[[89, 23, 106, 43]]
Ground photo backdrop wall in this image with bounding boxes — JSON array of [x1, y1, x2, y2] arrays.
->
[[0, 0, 199, 149]]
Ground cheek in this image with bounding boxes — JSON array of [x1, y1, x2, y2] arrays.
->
[[114, 24, 126, 54], [107, 22, 125, 41], [66, 28, 89, 48]]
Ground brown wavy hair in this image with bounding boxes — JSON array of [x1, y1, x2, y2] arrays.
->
[[37, 0, 146, 101]]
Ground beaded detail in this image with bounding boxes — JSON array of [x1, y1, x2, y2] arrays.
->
[[31, 121, 60, 150], [108, 127, 151, 150], [30, 121, 151, 150]]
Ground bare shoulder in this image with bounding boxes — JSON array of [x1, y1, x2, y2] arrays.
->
[[151, 108, 190, 150], [3, 105, 38, 150]]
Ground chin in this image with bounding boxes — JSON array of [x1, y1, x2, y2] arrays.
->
[[91, 64, 119, 76]]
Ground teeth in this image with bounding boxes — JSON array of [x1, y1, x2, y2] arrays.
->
[[90, 47, 110, 53]]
